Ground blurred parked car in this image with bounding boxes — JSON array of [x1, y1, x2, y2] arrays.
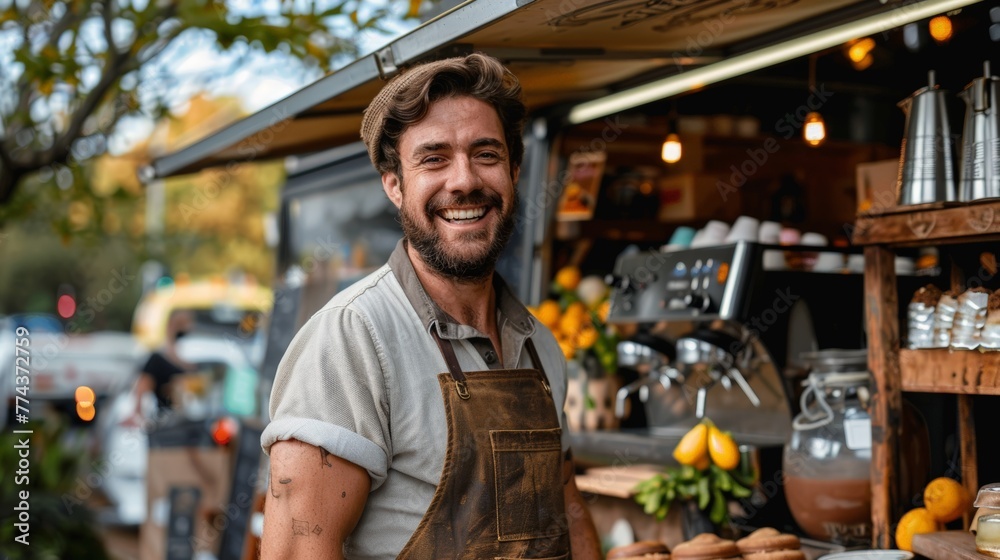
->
[[1, 314, 141, 425], [132, 278, 272, 367]]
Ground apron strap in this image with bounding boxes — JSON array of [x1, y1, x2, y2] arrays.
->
[[432, 330, 554, 399], [431, 329, 471, 399], [525, 338, 552, 395]]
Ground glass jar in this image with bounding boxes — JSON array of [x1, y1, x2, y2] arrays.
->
[[783, 349, 873, 546], [978, 514, 1000, 558]]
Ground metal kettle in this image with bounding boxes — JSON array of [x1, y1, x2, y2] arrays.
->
[[897, 70, 957, 205], [958, 61, 1000, 201]]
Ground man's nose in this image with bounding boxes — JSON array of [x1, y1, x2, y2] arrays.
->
[[446, 156, 481, 192]]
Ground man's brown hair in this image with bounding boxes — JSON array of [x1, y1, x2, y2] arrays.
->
[[361, 53, 526, 177]]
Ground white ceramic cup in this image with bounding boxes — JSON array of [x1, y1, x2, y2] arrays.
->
[[847, 254, 866, 273], [779, 227, 801, 245], [758, 221, 782, 244], [800, 232, 829, 246], [814, 252, 845, 272], [702, 220, 730, 243], [763, 250, 786, 270], [725, 216, 760, 242]]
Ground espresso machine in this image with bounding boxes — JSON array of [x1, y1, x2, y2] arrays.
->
[[606, 241, 797, 445]]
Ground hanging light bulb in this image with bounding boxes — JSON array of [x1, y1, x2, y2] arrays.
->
[[803, 112, 827, 146], [661, 133, 682, 163], [929, 15, 953, 43], [803, 55, 826, 147]]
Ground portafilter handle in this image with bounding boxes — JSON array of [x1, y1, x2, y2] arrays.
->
[[727, 367, 761, 407]]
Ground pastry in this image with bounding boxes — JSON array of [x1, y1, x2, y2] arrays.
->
[[671, 533, 741, 560], [607, 540, 671, 559], [736, 527, 805, 560]]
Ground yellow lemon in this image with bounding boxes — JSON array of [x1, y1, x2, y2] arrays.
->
[[554, 266, 582, 292], [708, 426, 740, 470], [673, 422, 709, 466], [923, 477, 970, 524], [895, 507, 940, 551]]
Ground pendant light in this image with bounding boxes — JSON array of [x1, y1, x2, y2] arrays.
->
[[661, 106, 682, 164], [803, 55, 827, 147], [661, 133, 682, 163]]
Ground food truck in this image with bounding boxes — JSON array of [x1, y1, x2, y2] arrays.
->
[[147, 0, 1000, 557]]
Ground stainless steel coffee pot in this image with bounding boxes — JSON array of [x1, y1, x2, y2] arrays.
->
[[958, 61, 1000, 201], [897, 70, 956, 205]]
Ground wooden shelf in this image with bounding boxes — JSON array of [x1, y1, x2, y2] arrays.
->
[[555, 219, 678, 242], [913, 530, 992, 559], [899, 349, 1000, 395], [852, 200, 1000, 246]]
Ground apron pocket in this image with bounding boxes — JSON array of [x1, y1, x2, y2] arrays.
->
[[490, 428, 567, 542]]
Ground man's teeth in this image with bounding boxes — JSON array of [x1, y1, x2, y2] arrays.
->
[[441, 207, 486, 221]]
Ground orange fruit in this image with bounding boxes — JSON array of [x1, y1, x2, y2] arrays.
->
[[574, 325, 599, 350], [533, 300, 561, 330], [557, 338, 575, 360], [559, 301, 589, 337], [554, 266, 582, 292], [895, 507, 940, 551], [923, 477, 970, 523], [708, 426, 740, 470], [597, 300, 611, 323]]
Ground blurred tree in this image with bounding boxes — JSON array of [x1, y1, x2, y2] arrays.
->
[[0, 0, 422, 207], [0, 94, 277, 329]]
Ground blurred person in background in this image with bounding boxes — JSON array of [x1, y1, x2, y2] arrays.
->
[[259, 53, 600, 559], [130, 309, 195, 420]]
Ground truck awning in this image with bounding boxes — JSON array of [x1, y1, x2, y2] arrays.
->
[[147, 0, 949, 179]]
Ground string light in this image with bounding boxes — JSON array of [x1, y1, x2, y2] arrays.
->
[[847, 37, 876, 70], [929, 15, 953, 42]]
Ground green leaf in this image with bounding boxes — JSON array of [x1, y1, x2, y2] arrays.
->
[[697, 476, 710, 509], [710, 487, 727, 524], [731, 480, 752, 498], [716, 467, 732, 491], [643, 489, 663, 515]]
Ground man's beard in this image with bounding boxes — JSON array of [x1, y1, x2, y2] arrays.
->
[[399, 185, 518, 283]]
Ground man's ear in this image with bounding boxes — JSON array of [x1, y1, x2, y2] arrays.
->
[[382, 172, 402, 208], [511, 164, 520, 186]]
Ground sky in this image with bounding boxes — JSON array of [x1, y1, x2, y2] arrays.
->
[[110, 4, 418, 155]]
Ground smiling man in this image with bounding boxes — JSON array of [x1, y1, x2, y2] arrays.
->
[[259, 54, 600, 559]]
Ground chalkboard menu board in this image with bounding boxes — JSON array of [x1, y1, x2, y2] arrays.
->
[[219, 422, 264, 560], [260, 285, 302, 384], [165, 486, 200, 560]]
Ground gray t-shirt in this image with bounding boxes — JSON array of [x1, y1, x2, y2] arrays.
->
[[261, 241, 569, 559]]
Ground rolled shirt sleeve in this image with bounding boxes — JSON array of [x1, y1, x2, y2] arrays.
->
[[261, 306, 393, 490]]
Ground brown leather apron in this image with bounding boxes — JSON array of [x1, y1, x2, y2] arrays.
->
[[397, 332, 571, 559]]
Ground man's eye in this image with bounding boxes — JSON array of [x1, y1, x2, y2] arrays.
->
[[422, 156, 445, 164], [477, 152, 500, 160]]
